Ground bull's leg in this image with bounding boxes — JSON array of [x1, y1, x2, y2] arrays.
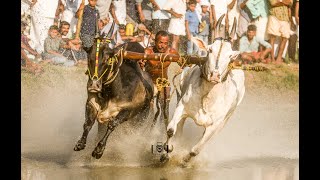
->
[[92, 110, 130, 159], [74, 101, 98, 151], [160, 103, 185, 163], [175, 117, 187, 139], [182, 119, 226, 165]]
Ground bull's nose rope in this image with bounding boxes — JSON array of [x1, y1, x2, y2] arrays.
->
[[87, 39, 119, 84]]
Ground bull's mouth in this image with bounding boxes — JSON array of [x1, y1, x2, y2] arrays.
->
[[87, 87, 102, 93]]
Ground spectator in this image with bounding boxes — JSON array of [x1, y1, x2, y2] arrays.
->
[[149, 0, 171, 34], [288, 0, 299, 62], [267, 0, 293, 64], [237, 0, 254, 39], [42, 25, 75, 66], [21, 22, 42, 62], [245, 0, 269, 41], [227, 0, 240, 42], [110, 0, 127, 25], [210, 0, 232, 39], [163, 0, 187, 51], [21, 21, 43, 75], [239, 24, 272, 63], [29, 0, 60, 53], [198, 1, 212, 45], [76, 0, 100, 53], [136, 0, 154, 31], [96, 0, 112, 20], [60, 0, 88, 39], [58, 21, 88, 64], [185, 0, 200, 55]]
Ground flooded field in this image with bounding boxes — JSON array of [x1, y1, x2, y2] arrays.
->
[[22, 64, 299, 180]]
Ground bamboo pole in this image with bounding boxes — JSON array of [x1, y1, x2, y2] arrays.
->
[[75, 0, 85, 39]]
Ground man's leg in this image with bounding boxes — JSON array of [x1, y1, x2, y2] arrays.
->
[[288, 34, 297, 62], [240, 52, 254, 63], [172, 34, 180, 51], [269, 34, 276, 62], [276, 37, 288, 63], [261, 48, 272, 60]]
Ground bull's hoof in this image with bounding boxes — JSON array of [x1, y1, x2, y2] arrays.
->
[[73, 140, 86, 151], [160, 153, 169, 163], [92, 149, 104, 159], [179, 160, 189, 168], [167, 128, 174, 138], [91, 143, 105, 159]]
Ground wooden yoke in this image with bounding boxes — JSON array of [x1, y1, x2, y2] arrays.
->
[[75, 0, 85, 39], [120, 51, 208, 66]]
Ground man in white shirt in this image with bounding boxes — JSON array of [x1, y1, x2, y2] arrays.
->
[[149, 0, 171, 34]]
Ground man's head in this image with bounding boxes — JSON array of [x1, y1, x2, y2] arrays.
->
[[246, 24, 257, 40], [155, 31, 170, 53], [48, 25, 59, 39], [88, 0, 98, 7], [59, 21, 70, 36], [188, 0, 197, 12], [200, 1, 210, 13], [118, 24, 126, 37]]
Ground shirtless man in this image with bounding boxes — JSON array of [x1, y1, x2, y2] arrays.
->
[[141, 30, 179, 127]]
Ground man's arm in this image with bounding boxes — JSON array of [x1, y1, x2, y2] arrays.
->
[[258, 37, 272, 49], [149, 0, 160, 11], [136, 0, 145, 23], [228, 0, 237, 10], [76, 2, 85, 18], [165, 9, 183, 18], [21, 42, 38, 56], [185, 20, 191, 40], [110, 3, 120, 24]]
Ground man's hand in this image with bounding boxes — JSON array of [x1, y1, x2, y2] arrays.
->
[[173, 13, 183, 18], [153, 4, 160, 11], [139, 13, 146, 23], [187, 33, 191, 40], [79, 3, 85, 11]]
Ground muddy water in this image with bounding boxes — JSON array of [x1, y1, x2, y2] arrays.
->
[[22, 65, 298, 180]]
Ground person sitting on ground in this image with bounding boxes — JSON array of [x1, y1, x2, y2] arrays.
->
[[239, 24, 272, 64], [42, 25, 75, 67], [58, 21, 88, 65], [21, 21, 43, 75]]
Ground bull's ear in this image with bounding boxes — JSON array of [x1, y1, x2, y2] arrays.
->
[[191, 37, 208, 51]]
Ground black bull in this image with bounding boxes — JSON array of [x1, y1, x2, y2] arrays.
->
[[73, 41, 154, 159]]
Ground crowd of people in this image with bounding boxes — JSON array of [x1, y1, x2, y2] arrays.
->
[[21, 0, 299, 75]]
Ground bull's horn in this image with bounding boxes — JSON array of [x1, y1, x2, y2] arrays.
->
[[214, 14, 225, 39], [229, 17, 237, 41]]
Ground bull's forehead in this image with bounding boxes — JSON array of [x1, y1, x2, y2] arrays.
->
[[209, 40, 232, 54]]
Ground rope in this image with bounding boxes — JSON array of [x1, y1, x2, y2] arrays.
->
[[155, 53, 170, 92]]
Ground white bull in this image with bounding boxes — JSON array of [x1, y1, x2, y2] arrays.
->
[[161, 15, 245, 165]]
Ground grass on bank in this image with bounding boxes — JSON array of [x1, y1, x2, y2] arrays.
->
[[21, 62, 299, 93]]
